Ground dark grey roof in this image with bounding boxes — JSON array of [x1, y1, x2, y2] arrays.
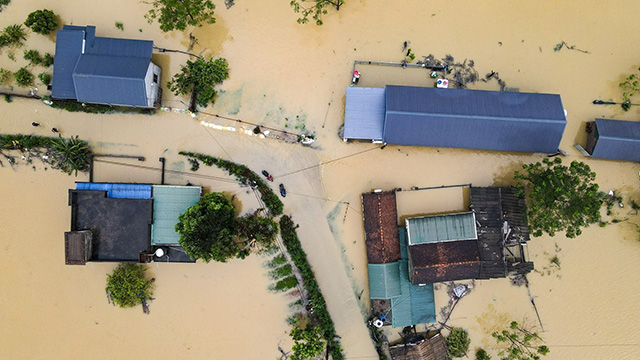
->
[[343, 87, 386, 141], [591, 118, 640, 162], [383, 85, 567, 153], [51, 25, 153, 107]]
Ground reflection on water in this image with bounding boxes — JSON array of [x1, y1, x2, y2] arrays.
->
[[1, 0, 640, 359]]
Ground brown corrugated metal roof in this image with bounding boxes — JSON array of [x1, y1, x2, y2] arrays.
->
[[389, 333, 448, 360], [362, 191, 401, 264], [409, 240, 480, 284]]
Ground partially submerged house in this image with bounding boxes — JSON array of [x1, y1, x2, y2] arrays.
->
[[578, 118, 640, 162], [363, 187, 533, 327], [65, 182, 200, 265], [343, 85, 567, 153], [388, 332, 448, 360], [52, 25, 162, 108]]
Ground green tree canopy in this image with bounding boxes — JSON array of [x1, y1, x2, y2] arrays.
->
[[168, 57, 229, 109], [175, 192, 238, 262], [24, 9, 58, 35], [290, 324, 325, 360], [290, 0, 343, 25], [145, 0, 216, 32], [492, 321, 549, 360], [446, 327, 471, 358], [514, 157, 603, 238], [237, 213, 278, 247], [106, 263, 154, 308]]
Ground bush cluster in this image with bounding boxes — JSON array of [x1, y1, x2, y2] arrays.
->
[[180, 151, 284, 216], [24, 9, 58, 35], [279, 215, 344, 360], [48, 99, 155, 115], [13, 67, 33, 86], [105, 263, 154, 308]]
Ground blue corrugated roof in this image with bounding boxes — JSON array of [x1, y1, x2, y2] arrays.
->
[[406, 212, 477, 245], [591, 118, 640, 162], [51, 25, 153, 107], [391, 260, 436, 327], [384, 85, 566, 153], [75, 182, 152, 199], [51, 30, 85, 99], [368, 263, 402, 299], [343, 87, 386, 141]]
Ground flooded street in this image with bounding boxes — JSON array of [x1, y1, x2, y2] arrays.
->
[[2, 0, 640, 359]]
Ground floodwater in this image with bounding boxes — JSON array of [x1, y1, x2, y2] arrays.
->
[[2, 0, 640, 359]]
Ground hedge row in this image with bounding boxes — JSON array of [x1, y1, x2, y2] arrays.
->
[[279, 215, 344, 360], [49, 99, 154, 115], [179, 151, 283, 216]]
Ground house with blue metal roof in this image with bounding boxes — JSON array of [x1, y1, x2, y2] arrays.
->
[[343, 85, 567, 153], [51, 25, 161, 108], [582, 118, 640, 162]]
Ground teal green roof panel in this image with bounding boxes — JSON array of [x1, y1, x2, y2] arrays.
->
[[399, 227, 409, 260], [368, 263, 402, 299], [391, 260, 436, 327], [406, 212, 477, 245], [151, 185, 201, 245]]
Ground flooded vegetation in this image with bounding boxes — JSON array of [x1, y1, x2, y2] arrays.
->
[[1, 0, 640, 359]]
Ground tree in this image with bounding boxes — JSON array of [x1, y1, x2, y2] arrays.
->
[[13, 67, 33, 86], [514, 157, 603, 238], [237, 213, 278, 247], [24, 9, 58, 35], [492, 321, 549, 360], [145, 0, 216, 32], [175, 192, 238, 262], [290, 0, 343, 25], [446, 327, 470, 358], [105, 263, 154, 308], [168, 57, 229, 109], [619, 66, 640, 111], [290, 324, 325, 360]]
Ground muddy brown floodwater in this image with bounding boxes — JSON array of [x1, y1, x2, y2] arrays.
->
[[2, 0, 640, 359]]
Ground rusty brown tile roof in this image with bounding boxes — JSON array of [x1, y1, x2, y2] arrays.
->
[[362, 191, 401, 264], [409, 240, 480, 284], [389, 333, 449, 360]]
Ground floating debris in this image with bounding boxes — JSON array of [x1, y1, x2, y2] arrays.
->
[[553, 41, 590, 54]]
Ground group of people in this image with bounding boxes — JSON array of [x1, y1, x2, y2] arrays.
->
[[31, 122, 59, 134]]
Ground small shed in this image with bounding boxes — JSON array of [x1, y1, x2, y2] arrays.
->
[[389, 333, 448, 360], [584, 118, 640, 162], [64, 230, 93, 265]]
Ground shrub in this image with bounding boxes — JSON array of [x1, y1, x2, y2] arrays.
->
[[115, 21, 124, 30], [42, 52, 54, 67], [476, 348, 492, 360], [290, 324, 325, 360], [446, 327, 471, 358], [24, 9, 58, 35], [13, 67, 33, 86], [23, 49, 42, 65], [105, 263, 154, 308], [271, 275, 298, 291], [37, 72, 51, 85], [0, 24, 26, 48], [0, 68, 11, 84]]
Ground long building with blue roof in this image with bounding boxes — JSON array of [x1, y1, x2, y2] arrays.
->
[[343, 85, 567, 153], [51, 25, 161, 108]]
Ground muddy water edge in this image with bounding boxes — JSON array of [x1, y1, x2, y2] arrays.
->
[[2, 0, 640, 359]]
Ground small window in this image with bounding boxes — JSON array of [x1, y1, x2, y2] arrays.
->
[[152, 74, 158, 83]]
